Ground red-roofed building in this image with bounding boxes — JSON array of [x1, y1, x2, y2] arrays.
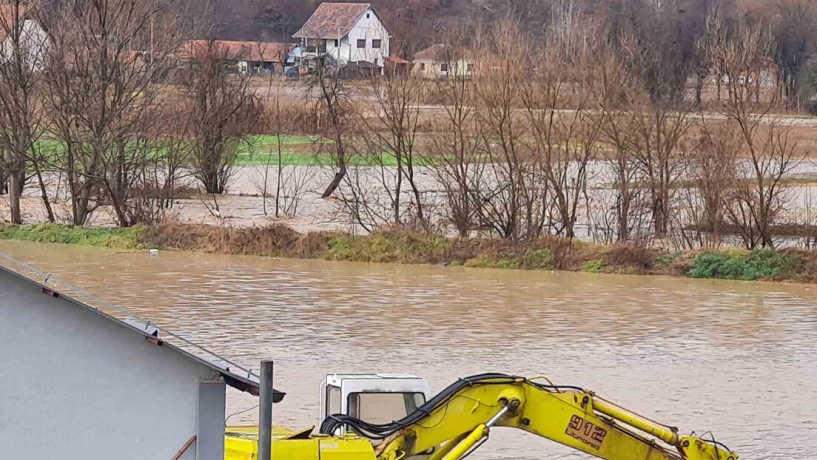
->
[[176, 40, 295, 75], [293, 2, 390, 69]]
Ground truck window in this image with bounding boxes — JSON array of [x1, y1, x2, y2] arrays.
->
[[326, 385, 341, 417], [347, 393, 425, 424]]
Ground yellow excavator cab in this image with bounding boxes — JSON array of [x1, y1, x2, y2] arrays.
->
[[227, 374, 432, 459]]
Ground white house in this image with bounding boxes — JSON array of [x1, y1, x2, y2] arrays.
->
[[0, 5, 49, 71], [413, 44, 475, 79], [293, 2, 390, 68], [0, 258, 284, 460]]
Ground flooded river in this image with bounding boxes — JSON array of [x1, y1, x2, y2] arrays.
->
[[1, 240, 815, 459]]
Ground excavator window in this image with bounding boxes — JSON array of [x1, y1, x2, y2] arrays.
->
[[347, 392, 425, 424], [326, 385, 341, 418]]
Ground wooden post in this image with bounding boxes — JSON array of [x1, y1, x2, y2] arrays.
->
[[170, 436, 196, 460]]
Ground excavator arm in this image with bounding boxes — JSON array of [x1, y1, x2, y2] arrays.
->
[[320, 374, 737, 460]]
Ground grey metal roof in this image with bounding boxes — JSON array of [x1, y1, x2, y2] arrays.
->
[[0, 255, 285, 403]]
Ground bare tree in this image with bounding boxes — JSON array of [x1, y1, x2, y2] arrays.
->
[[312, 61, 352, 199], [628, 101, 695, 238], [684, 118, 740, 247], [520, 22, 603, 239], [253, 43, 294, 218], [358, 61, 427, 227], [43, 0, 181, 226], [183, 40, 256, 195], [0, 0, 52, 223], [700, 10, 800, 248], [139, 89, 193, 223], [594, 33, 651, 244], [469, 20, 546, 241], [426, 36, 483, 237]]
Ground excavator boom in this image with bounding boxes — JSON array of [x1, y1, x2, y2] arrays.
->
[[321, 374, 737, 460]]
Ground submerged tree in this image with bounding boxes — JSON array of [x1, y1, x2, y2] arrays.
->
[[43, 0, 182, 226], [0, 0, 52, 223], [182, 41, 256, 195]]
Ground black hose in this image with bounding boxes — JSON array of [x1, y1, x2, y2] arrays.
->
[[318, 373, 586, 439], [319, 373, 519, 437]]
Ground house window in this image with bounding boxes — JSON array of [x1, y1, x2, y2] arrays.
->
[[372, 39, 381, 49], [357, 39, 366, 49], [367, 13, 370, 18], [467, 63, 474, 72], [334, 39, 338, 46], [419, 63, 426, 71], [440, 63, 449, 72], [374, 57, 379, 65]]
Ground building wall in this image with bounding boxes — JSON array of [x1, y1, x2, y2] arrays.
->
[[0, 19, 50, 71], [328, 8, 388, 66], [346, 9, 389, 65], [0, 267, 226, 460], [413, 58, 473, 79]]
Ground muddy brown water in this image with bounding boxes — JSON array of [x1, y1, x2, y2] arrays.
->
[[1, 240, 815, 459]]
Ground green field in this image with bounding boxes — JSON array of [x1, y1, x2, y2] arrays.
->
[[29, 134, 472, 168]]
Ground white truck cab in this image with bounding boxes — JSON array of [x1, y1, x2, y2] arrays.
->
[[319, 374, 432, 435]]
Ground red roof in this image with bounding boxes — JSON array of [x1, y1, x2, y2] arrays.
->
[[177, 40, 294, 63], [293, 3, 375, 40], [385, 56, 409, 65], [0, 4, 27, 42]]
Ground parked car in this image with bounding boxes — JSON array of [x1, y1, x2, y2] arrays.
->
[[283, 66, 299, 79]]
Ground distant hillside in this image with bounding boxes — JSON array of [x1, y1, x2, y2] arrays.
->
[[170, 0, 803, 56], [172, 0, 546, 43]]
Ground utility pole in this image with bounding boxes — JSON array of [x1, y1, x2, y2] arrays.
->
[[258, 360, 274, 460]]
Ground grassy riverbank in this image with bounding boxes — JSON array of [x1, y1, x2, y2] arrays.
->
[[1, 223, 814, 283]]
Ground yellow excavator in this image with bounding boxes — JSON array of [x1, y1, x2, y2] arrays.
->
[[225, 373, 737, 460]]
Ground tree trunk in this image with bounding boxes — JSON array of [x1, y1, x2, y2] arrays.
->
[[74, 187, 91, 226], [321, 165, 346, 199], [0, 162, 7, 196], [33, 166, 55, 223], [394, 151, 402, 225], [321, 129, 346, 198], [3, 151, 23, 224], [202, 168, 223, 194], [8, 166, 23, 224], [695, 68, 706, 107]]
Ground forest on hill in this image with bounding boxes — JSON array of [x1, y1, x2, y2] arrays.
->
[[173, 0, 814, 103]]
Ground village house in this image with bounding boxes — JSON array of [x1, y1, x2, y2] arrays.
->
[[0, 5, 49, 71], [0, 258, 284, 460], [413, 44, 474, 79], [177, 40, 294, 75], [688, 62, 781, 104], [292, 2, 390, 69]]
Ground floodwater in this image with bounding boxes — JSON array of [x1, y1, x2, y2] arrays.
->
[[1, 240, 815, 459]]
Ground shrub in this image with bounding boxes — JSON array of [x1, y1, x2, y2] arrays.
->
[[654, 252, 680, 266], [582, 259, 605, 273], [0, 224, 146, 249], [326, 236, 356, 260], [688, 249, 801, 281], [519, 248, 554, 270], [603, 245, 655, 269], [463, 256, 519, 269]]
